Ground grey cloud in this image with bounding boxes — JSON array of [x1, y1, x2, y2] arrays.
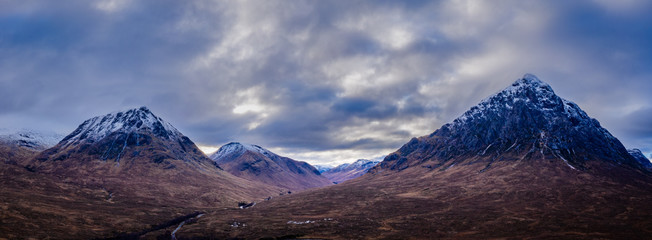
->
[[333, 98, 386, 115], [624, 108, 652, 136]]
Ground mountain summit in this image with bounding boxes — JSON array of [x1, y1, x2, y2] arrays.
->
[[59, 106, 182, 148], [33, 106, 217, 172], [0, 129, 63, 165], [179, 74, 652, 239], [28, 106, 281, 208], [210, 142, 332, 191], [375, 74, 644, 172]]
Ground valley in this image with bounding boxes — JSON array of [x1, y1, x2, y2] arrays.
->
[[0, 74, 651, 239]]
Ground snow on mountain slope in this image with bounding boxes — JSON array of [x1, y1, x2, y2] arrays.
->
[[314, 165, 333, 173], [59, 106, 182, 149], [12, 107, 284, 222], [628, 149, 652, 169], [32, 106, 220, 173], [210, 142, 332, 191], [210, 142, 275, 162], [373, 74, 645, 173], [454, 74, 589, 126], [0, 129, 64, 165], [0, 129, 64, 151], [323, 159, 380, 183]]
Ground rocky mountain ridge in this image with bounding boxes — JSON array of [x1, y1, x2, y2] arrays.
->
[[175, 74, 652, 239], [32, 106, 217, 172], [210, 142, 332, 191], [628, 148, 652, 169], [0, 129, 64, 165], [0, 129, 63, 151], [373, 74, 644, 173], [322, 159, 380, 183]]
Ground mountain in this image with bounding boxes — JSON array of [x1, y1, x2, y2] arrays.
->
[[371, 73, 645, 173], [313, 165, 333, 173], [628, 148, 652, 169], [0, 129, 63, 151], [0, 129, 63, 165], [32, 106, 215, 170], [173, 74, 652, 239], [210, 142, 332, 191], [322, 159, 380, 183], [29, 106, 279, 200], [3, 107, 281, 239]]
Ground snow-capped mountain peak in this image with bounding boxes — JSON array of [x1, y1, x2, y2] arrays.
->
[[209, 142, 277, 161], [351, 159, 376, 167], [314, 165, 333, 173], [0, 128, 64, 150], [377, 74, 644, 172], [60, 106, 181, 147], [209, 142, 333, 190], [628, 148, 652, 169], [330, 159, 378, 172], [322, 159, 380, 183], [453, 74, 588, 127]]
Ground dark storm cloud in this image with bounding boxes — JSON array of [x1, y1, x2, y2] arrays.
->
[[333, 98, 388, 116], [1, 0, 652, 164]]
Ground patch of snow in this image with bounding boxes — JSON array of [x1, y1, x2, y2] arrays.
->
[[115, 135, 128, 165], [287, 218, 333, 225], [628, 148, 652, 168], [314, 165, 333, 173], [287, 220, 315, 225], [230, 221, 246, 227], [505, 140, 519, 152], [326, 159, 381, 173], [553, 150, 576, 170], [445, 163, 456, 170], [210, 142, 279, 161], [480, 143, 493, 155], [449, 74, 595, 129], [0, 128, 65, 150], [60, 106, 182, 147]]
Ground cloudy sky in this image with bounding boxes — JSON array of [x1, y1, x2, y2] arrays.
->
[[1, 0, 651, 166]]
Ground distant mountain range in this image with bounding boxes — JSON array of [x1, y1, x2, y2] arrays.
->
[[1, 74, 651, 239], [210, 142, 332, 191], [0, 129, 63, 165], [321, 159, 380, 183], [174, 74, 652, 239], [31, 106, 223, 174], [0, 129, 63, 150], [2, 107, 282, 238], [313, 165, 332, 173]]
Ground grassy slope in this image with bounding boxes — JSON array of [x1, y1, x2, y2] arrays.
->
[[0, 134, 286, 239], [218, 150, 333, 192], [176, 157, 652, 239]]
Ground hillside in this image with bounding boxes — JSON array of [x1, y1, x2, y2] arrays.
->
[[170, 74, 652, 239], [322, 159, 379, 183], [210, 142, 332, 191]]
